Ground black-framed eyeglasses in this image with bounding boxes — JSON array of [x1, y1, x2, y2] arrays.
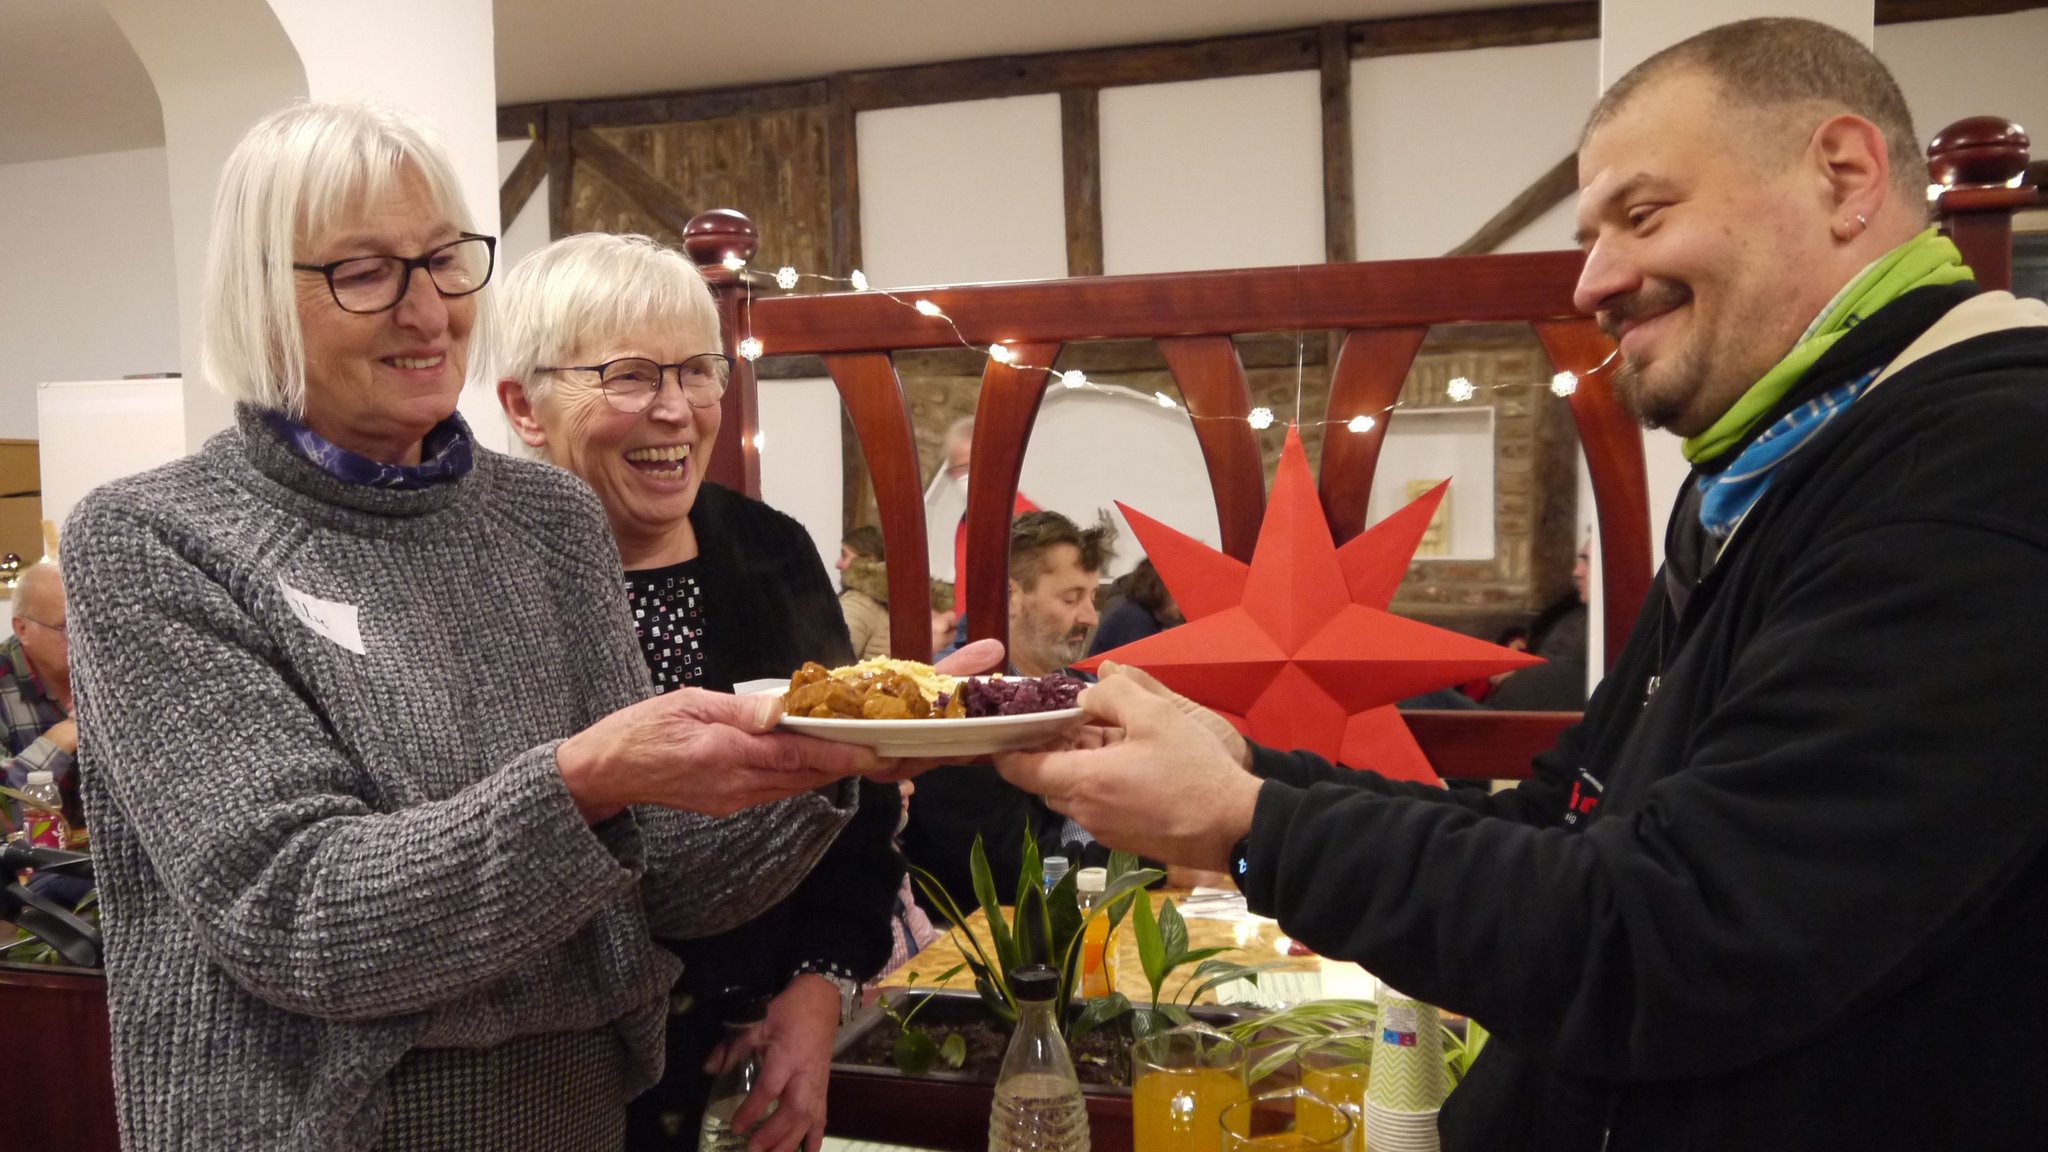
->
[[293, 233, 496, 314], [536, 355, 733, 413]]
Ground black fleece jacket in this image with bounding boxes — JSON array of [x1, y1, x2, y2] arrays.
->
[[1236, 285, 2048, 1151]]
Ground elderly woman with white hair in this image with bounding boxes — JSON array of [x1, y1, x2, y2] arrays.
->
[[494, 233, 956, 1152], [60, 101, 887, 1152]]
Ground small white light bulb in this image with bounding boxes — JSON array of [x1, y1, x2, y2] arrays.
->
[[751, 431, 765, 452], [1550, 371, 1579, 397], [775, 266, 799, 290], [1348, 414, 1375, 434], [850, 269, 870, 291], [1060, 371, 1087, 389], [914, 299, 943, 317], [721, 254, 746, 272], [1248, 407, 1275, 430], [737, 337, 764, 361], [1447, 377, 1477, 403], [988, 344, 1014, 365]]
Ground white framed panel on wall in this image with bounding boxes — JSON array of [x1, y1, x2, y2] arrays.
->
[[1099, 71, 1325, 276], [38, 379, 187, 533], [1352, 39, 1598, 262], [1876, 11, 2048, 160], [857, 94, 1068, 289], [1364, 407, 1496, 561], [755, 376, 846, 578]]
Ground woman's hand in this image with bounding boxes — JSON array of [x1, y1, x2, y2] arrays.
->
[[708, 974, 842, 1152], [556, 689, 876, 823]]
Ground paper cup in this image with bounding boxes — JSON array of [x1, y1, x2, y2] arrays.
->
[[1365, 988, 1448, 1114]]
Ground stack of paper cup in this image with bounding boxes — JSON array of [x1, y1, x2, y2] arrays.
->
[[1363, 987, 1446, 1152]]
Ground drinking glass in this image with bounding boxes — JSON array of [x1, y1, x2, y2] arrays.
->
[[1217, 1088, 1353, 1152], [1297, 1033, 1373, 1152], [1132, 1025, 1249, 1152]]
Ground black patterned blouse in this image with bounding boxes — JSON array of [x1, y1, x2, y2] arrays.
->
[[624, 559, 709, 693]]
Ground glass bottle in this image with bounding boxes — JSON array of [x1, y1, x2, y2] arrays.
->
[[990, 965, 1090, 1152], [698, 996, 776, 1152], [1075, 867, 1118, 999]]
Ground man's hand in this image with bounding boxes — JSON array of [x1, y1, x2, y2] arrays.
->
[[1094, 662, 1250, 769], [712, 974, 842, 1152], [41, 717, 78, 756], [995, 673, 1262, 870]]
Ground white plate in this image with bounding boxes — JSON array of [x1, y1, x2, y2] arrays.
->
[[777, 707, 1085, 759]]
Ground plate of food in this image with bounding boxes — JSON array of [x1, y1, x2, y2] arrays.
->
[[768, 657, 1087, 759]]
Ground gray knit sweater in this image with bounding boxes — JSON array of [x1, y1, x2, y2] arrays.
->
[[64, 408, 855, 1150]]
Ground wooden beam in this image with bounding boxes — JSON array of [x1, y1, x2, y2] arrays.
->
[[570, 128, 698, 237], [1447, 152, 1579, 256], [1319, 23, 1356, 265], [544, 104, 573, 241], [499, 103, 543, 142], [1352, 3, 1597, 57], [836, 29, 1319, 112], [1061, 90, 1104, 277], [1875, 0, 2048, 22], [566, 80, 829, 130], [826, 77, 862, 278], [498, 139, 547, 230]]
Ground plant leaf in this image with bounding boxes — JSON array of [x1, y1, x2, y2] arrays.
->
[[893, 1028, 938, 1075], [1017, 883, 1052, 968], [1131, 894, 1167, 1003], [1068, 992, 1132, 1043], [968, 834, 1019, 987], [1184, 961, 1288, 1007], [1015, 820, 1043, 912], [1048, 867, 1082, 974], [1102, 866, 1163, 934], [1157, 899, 1189, 968], [1174, 947, 1232, 970], [939, 1033, 967, 1068], [934, 962, 966, 984], [1155, 1003, 1193, 1028]]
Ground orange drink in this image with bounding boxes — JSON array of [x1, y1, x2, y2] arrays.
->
[[1297, 1032, 1372, 1152], [1080, 914, 1117, 999], [1132, 1026, 1248, 1152], [1218, 1089, 1353, 1152]]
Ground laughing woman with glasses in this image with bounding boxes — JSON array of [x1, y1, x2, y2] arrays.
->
[[58, 102, 894, 1152], [495, 233, 950, 1152]]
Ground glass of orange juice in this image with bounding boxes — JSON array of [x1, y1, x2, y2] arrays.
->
[[1217, 1088, 1353, 1152], [1297, 1033, 1372, 1152], [1132, 1026, 1248, 1152]]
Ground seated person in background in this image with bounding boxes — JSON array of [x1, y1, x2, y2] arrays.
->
[[3, 561, 75, 824], [496, 231, 984, 1152], [905, 509, 1116, 917], [836, 525, 890, 660], [1086, 557, 1182, 657], [1486, 533, 1591, 711]]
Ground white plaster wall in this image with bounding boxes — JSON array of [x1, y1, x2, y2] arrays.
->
[[1353, 39, 1599, 261], [1016, 386, 1220, 580], [857, 94, 1068, 289], [1099, 72, 1325, 275], [1877, 11, 2048, 159], [0, 147, 182, 441], [755, 376, 846, 577], [1600, 0, 1873, 83]]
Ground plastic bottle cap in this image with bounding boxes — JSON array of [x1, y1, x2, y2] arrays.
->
[[25, 770, 53, 786], [1009, 965, 1061, 1003], [1075, 867, 1107, 893]]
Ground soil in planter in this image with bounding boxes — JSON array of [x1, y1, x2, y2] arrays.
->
[[839, 1010, 1128, 1086]]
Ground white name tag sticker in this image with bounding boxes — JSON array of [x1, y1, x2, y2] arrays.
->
[[278, 579, 367, 656]]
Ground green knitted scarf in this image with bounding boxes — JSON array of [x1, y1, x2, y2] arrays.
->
[[1682, 229, 1973, 465]]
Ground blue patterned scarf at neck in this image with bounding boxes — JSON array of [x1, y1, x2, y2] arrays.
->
[[1696, 367, 1880, 541], [260, 410, 474, 490]]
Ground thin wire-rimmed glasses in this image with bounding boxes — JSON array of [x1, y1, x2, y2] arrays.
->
[[536, 355, 733, 412], [293, 233, 496, 314], [17, 614, 66, 636]]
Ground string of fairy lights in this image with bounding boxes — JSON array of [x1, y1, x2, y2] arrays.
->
[[717, 254, 1609, 434]]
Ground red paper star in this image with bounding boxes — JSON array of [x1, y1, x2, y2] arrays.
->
[[1074, 426, 1538, 783]]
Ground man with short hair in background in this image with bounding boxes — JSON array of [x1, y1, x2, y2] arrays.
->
[[996, 18, 2048, 1150], [903, 510, 1115, 916], [4, 561, 75, 825]]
